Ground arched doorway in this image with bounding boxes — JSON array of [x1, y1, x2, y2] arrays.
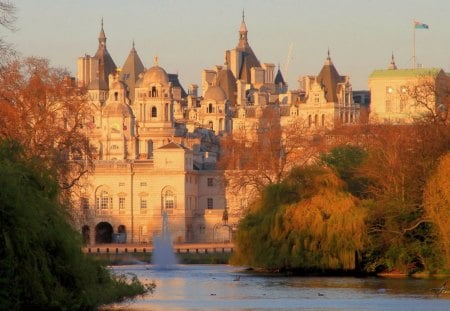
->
[[113, 225, 127, 243], [82, 225, 90, 245], [95, 222, 113, 244]]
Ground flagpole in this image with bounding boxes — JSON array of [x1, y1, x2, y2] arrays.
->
[[413, 21, 416, 69]]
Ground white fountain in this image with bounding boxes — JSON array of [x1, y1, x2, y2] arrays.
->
[[152, 210, 177, 268]]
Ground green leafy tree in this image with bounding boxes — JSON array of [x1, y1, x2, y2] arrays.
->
[[0, 140, 152, 310], [321, 145, 369, 198]]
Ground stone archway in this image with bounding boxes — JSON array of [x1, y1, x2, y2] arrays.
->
[[95, 222, 113, 244], [118, 225, 126, 233], [81, 225, 90, 245], [113, 225, 127, 243]]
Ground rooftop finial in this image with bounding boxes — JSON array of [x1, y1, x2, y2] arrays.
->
[[242, 9, 245, 22], [327, 48, 330, 60], [153, 55, 159, 66], [98, 17, 106, 44], [388, 51, 397, 70], [132, 39, 135, 49]]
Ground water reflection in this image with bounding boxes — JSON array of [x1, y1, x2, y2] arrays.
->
[[107, 265, 450, 311]]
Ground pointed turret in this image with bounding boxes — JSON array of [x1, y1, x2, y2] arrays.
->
[[317, 50, 345, 102], [274, 65, 286, 85], [98, 18, 106, 46], [94, 19, 117, 86], [238, 9, 248, 48], [274, 64, 287, 94], [388, 52, 398, 70], [121, 41, 145, 101], [233, 11, 260, 82]]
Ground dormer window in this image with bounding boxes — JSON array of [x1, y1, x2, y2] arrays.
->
[[151, 86, 158, 97], [114, 92, 118, 101]]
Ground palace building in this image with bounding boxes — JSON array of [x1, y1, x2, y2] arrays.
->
[[73, 15, 360, 245]]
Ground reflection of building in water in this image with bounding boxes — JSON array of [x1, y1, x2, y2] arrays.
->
[[73, 15, 361, 245]]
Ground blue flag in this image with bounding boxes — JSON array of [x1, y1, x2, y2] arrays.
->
[[414, 21, 429, 29]]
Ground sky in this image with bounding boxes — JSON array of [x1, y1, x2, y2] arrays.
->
[[5, 0, 450, 90]]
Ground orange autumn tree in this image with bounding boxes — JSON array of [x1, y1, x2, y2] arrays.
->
[[0, 57, 93, 190], [219, 106, 325, 195], [423, 152, 450, 268]]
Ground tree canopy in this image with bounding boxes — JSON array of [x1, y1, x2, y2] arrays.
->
[[231, 165, 366, 272], [0, 140, 150, 309]]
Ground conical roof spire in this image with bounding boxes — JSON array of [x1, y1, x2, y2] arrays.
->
[[238, 9, 248, 45], [325, 48, 332, 65], [388, 52, 398, 70], [98, 18, 106, 46], [274, 64, 286, 85], [240, 9, 247, 32], [94, 19, 117, 85]]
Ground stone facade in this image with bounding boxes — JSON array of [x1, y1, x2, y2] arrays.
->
[[73, 16, 360, 245]]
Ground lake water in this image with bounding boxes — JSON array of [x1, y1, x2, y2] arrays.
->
[[106, 264, 450, 310]]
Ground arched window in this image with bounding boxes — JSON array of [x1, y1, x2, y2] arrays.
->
[[308, 115, 312, 127], [321, 114, 325, 127], [151, 106, 157, 118], [208, 121, 213, 130], [151, 86, 158, 97], [314, 115, 318, 127], [165, 190, 174, 210], [114, 92, 118, 101]]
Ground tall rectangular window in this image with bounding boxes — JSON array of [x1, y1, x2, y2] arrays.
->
[[207, 198, 214, 209], [100, 191, 109, 209], [207, 178, 214, 187], [140, 198, 147, 209], [119, 197, 125, 209]]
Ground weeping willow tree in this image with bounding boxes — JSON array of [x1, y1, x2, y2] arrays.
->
[[231, 165, 366, 272], [423, 152, 450, 270]]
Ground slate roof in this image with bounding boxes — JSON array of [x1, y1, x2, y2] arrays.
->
[[121, 43, 145, 101], [274, 68, 286, 85], [168, 74, 187, 98], [317, 56, 345, 103], [217, 67, 237, 106]]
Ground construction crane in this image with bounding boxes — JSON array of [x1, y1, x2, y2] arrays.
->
[[283, 43, 294, 79]]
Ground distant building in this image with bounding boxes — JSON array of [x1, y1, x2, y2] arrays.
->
[[72, 15, 361, 246], [297, 50, 359, 128], [368, 54, 450, 124]]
